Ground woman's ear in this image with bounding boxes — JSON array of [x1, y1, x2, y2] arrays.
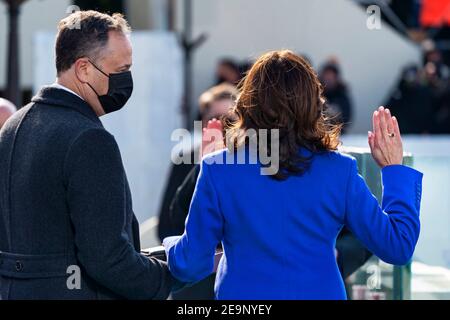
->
[[74, 58, 90, 83]]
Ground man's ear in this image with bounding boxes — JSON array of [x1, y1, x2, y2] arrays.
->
[[74, 58, 90, 83]]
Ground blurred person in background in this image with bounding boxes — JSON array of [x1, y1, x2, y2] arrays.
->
[[433, 89, 450, 133], [158, 83, 237, 242], [422, 45, 450, 134], [385, 65, 433, 134], [238, 60, 253, 80], [0, 98, 17, 129], [215, 58, 241, 85], [423, 45, 450, 78], [319, 60, 353, 133], [199, 83, 238, 128], [387, 42, 450, 134], [422, 44, 450, 94], [164, 119, 224, 300], [158, 84, 236, 300]]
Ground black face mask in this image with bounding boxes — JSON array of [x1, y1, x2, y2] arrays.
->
[[87, 60, 133, 114]]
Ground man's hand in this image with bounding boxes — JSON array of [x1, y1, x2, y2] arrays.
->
[[368, 106, 403, 168]]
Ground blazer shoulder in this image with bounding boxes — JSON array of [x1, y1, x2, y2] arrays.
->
[[62, 127, 121, 180], [31, 100, 101, 127], [309, 151, 358, 188], [326, 150, 356, 162], [201, 148, 228, 164], [68, 127, 117, 154], [36, 101, 107, 140], [316, 150, 356, 169], [199, 148, 231, 180]]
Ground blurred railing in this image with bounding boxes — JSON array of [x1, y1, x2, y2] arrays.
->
[[342, 135, 450, 300]]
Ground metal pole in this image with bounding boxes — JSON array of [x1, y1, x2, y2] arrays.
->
[[5, 0, 25, 107], [183, 0, 193, 129], [167, 0, 176, 32]]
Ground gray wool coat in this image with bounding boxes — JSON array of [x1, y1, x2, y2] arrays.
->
[[0, 86, 173, 299]]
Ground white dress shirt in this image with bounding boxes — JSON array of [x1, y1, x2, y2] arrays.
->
[[51, 83, 84, 101]]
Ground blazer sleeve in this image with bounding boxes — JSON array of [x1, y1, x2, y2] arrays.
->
[[64, 128, 173, 300], [165, 160, 224, 283], [344, 158, 423, 265]]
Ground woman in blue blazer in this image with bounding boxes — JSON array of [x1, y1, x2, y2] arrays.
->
[[164, 50, 423, 300]]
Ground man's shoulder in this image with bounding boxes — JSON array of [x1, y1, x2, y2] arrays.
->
[[30, 100, 105, 136], [32, 98, 96, 120]]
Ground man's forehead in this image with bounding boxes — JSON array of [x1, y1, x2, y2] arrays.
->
[[100, 33, 132, 69], [108, 31, 132, 50]]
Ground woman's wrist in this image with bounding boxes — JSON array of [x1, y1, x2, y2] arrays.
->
[[381, 164, 423, 177], [381, 162, 403, 169]]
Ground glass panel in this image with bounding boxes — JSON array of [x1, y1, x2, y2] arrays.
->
[[341, 135, 450, 300]]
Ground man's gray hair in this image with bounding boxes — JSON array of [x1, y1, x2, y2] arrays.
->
[[55, 10, 131, 75]]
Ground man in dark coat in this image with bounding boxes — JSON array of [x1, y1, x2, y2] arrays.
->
[[0, 10, 175, 299]]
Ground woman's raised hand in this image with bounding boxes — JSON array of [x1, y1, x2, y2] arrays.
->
[[368, 106, 403, 168], [202, 118, 225, 158]]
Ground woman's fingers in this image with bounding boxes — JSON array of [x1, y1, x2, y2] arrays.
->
[[378, 106, 389, 140], [392, 116, 401, 139], [374, 111, 386, 150], [391, 116, 404, 164], [372, 110, 378, 136], [370, 107, 404, 168], [368, 131, 375, 151], [373, 110, 381, 139], [368, 129, 385, 168], [385, 108, 394, 138]]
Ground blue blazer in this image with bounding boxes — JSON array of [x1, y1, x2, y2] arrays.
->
[[164, 148, 423, 300]]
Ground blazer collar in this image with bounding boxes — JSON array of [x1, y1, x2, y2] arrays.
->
[[31, 86, 101, 124]]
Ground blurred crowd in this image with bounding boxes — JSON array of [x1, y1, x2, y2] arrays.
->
[[211, 48, 450, 136], [383, 0, 450, 133], [385, 46, 450, 134], [212, 56, 354, 133], [1, 51, 449, 136]]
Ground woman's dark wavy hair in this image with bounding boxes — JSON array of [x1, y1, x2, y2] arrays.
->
[[224, 50, 342, 180]]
